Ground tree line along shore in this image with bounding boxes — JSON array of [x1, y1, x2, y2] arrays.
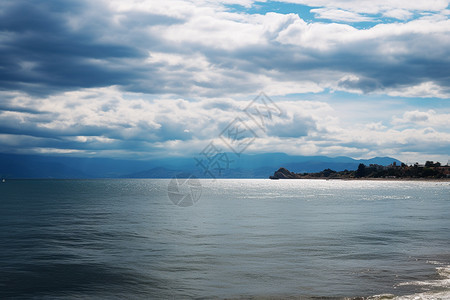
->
[[270, 161, 450, 180]]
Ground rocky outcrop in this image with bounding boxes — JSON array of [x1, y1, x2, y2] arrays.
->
[[270, 167, 299, 179]]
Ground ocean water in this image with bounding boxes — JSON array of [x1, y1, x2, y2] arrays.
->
[[0, 179, 449, 299]]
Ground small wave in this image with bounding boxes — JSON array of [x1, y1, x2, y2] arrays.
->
[[367, 290, 450, 300], [396, 265, 450, 289], [384, 265, 450, 300], [396, 290, 450, 300], [437, 266, 450, 278]]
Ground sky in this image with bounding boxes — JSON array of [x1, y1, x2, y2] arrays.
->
[[0, 0, 449, 164]]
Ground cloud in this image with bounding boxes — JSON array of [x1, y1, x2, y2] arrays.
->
[[0, 87, 448, 163], [0, 0, 449, 98], [310, 8, 374, 22], [382, 9, 413, 20], [0, 0, 448, 163], [0, 0, 153, 95], [386, 82, 450, 98], [276, 16, 450, 95], [392, 110, 450, 128], [0, 87, 329, 153]]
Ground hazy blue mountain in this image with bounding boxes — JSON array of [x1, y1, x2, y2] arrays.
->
[[0, 153, 402, 179]]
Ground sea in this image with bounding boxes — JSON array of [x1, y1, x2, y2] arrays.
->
[[0, 179, 449, 299]]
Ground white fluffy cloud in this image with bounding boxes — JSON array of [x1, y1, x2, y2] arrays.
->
[[311, 8, 374, 22], [0, 87, 448, 162], [392, 110, 450, 128]]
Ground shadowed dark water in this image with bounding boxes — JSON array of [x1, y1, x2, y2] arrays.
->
[[0, 179, 449, 299]]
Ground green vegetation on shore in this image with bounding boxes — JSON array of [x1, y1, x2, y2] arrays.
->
[[270, 161, 450, 180]]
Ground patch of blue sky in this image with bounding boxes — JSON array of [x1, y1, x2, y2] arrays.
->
[[309, 11, 403, 30], [318, 91, 447, 105], [224, 1, 430, 29], [224, 1, 317, 22]]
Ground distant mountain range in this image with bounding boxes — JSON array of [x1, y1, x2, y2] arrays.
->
[[0, 152, 402, 179]]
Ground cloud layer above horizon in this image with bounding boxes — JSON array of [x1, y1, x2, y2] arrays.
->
[[0, 0, 449, 163]]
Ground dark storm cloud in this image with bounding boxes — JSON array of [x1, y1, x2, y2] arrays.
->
[[0, 0, 179, 95], [0, 104, 49, 115], [224, 38, 450, 95]]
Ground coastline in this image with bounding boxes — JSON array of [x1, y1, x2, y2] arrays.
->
[[270, 165, 450, 181], [274, 177, 450, 182]]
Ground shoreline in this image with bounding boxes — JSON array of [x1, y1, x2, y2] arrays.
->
[[271, 177, 450, 182]]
